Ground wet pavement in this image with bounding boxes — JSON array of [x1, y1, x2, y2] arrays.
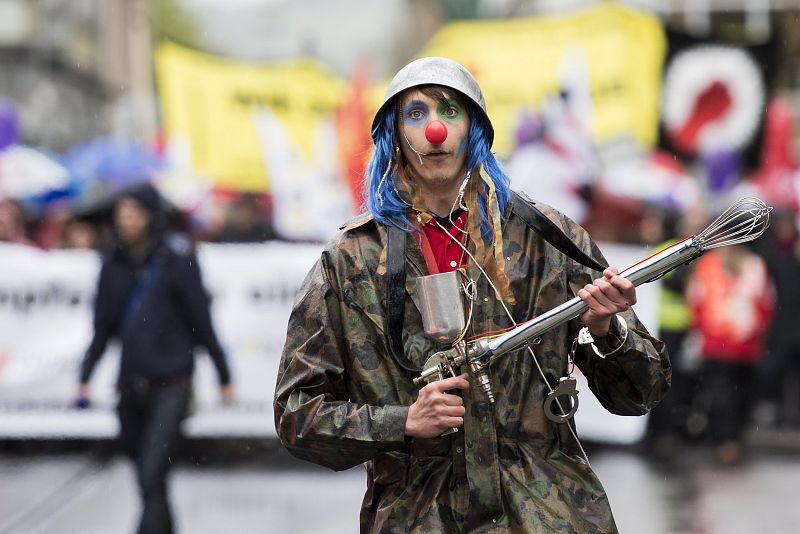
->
[[2, 439, 800, 534]]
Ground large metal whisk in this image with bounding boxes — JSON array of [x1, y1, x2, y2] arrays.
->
[[695, 197, 772, 250], [414, 197, 773, 401]]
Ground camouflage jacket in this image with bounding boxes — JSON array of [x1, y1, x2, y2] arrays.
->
[[274, 197, 671, 533]]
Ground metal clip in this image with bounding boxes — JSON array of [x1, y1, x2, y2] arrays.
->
[[577, 328, 594, 346]]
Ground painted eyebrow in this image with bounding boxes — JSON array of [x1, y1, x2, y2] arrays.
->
[[403, 99, 430, 113]]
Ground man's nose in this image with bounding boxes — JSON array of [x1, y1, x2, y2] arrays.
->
[[425, 120, 448, 144]]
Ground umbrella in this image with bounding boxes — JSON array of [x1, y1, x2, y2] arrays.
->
[[63, 137, 163, 196], [0, 145, 71, 200]]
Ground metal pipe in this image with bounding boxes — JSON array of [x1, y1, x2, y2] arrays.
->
[[469, 239, 704, 363]]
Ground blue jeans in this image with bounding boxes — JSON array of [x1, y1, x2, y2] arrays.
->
[[118, 377, 191, 534]]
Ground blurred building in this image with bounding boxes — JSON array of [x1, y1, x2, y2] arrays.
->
[[0, 0, 156, 151], [2, 0, 798, 150], [176, 0, 443, 79]]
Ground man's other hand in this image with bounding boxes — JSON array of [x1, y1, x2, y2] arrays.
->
[[578, 267, 636, 336], [405, 373, 470, 439]]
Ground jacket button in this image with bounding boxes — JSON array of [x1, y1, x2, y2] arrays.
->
[[455, 446, 463, 453]]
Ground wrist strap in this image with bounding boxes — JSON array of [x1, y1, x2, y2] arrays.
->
[[577, 315, 628, 358]]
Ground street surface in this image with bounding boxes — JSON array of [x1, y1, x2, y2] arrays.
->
[[1, 440, 799, 534]]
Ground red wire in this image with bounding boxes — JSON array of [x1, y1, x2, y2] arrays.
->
[[465, 324, 517, 342], [620, 237, 693, 276]]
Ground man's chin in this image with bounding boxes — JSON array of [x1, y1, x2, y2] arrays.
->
[[411, 162, 468, 187], [417, 170, 459, 185]]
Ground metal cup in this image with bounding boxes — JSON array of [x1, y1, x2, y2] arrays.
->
[[415, 271, 466, 344]]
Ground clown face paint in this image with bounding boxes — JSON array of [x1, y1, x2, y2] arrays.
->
[[398, 89, 470, 213]]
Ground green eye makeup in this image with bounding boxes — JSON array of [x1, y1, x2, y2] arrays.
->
[[437, 100, 464, 124]]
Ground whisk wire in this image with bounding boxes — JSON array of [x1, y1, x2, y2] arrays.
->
[[695, 197, 772, 250]]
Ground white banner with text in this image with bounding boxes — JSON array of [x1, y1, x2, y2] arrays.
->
[[0, 240, 658, 442]]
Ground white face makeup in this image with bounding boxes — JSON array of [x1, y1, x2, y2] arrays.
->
[[398, 89, 470, 197]]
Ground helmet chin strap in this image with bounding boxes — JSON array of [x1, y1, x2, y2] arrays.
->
[[403, 133, 429, 166]]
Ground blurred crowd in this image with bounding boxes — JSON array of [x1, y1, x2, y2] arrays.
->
[[0, 189, 277, 251]]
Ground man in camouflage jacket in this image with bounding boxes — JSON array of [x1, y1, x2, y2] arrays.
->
[[275, 57, 670, 533]]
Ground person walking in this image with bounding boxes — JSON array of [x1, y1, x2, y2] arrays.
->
[[75, 183, 234, 534]]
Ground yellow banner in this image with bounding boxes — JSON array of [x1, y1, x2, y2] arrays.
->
[[155, 44, 345, 192], [419, 4, 666, 155], [155, 5, 664, 191]]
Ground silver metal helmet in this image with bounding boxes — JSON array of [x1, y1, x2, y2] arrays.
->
[[371, 56, 494, 146]]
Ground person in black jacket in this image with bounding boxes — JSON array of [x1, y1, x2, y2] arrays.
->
[[75, 183, 234, 534]]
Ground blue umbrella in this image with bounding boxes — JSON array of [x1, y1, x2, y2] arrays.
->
[[63, 137, 163, 200]]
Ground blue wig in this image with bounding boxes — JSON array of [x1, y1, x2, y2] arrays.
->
[[363, 100, 511, 243]]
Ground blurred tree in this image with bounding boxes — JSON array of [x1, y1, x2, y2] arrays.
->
[[150, 0, 199, 46]]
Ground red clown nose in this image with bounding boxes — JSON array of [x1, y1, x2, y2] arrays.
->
[[425, 120, 448, 145]]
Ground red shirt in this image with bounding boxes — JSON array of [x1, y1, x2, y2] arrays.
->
[[420, 211, 468, 273]]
